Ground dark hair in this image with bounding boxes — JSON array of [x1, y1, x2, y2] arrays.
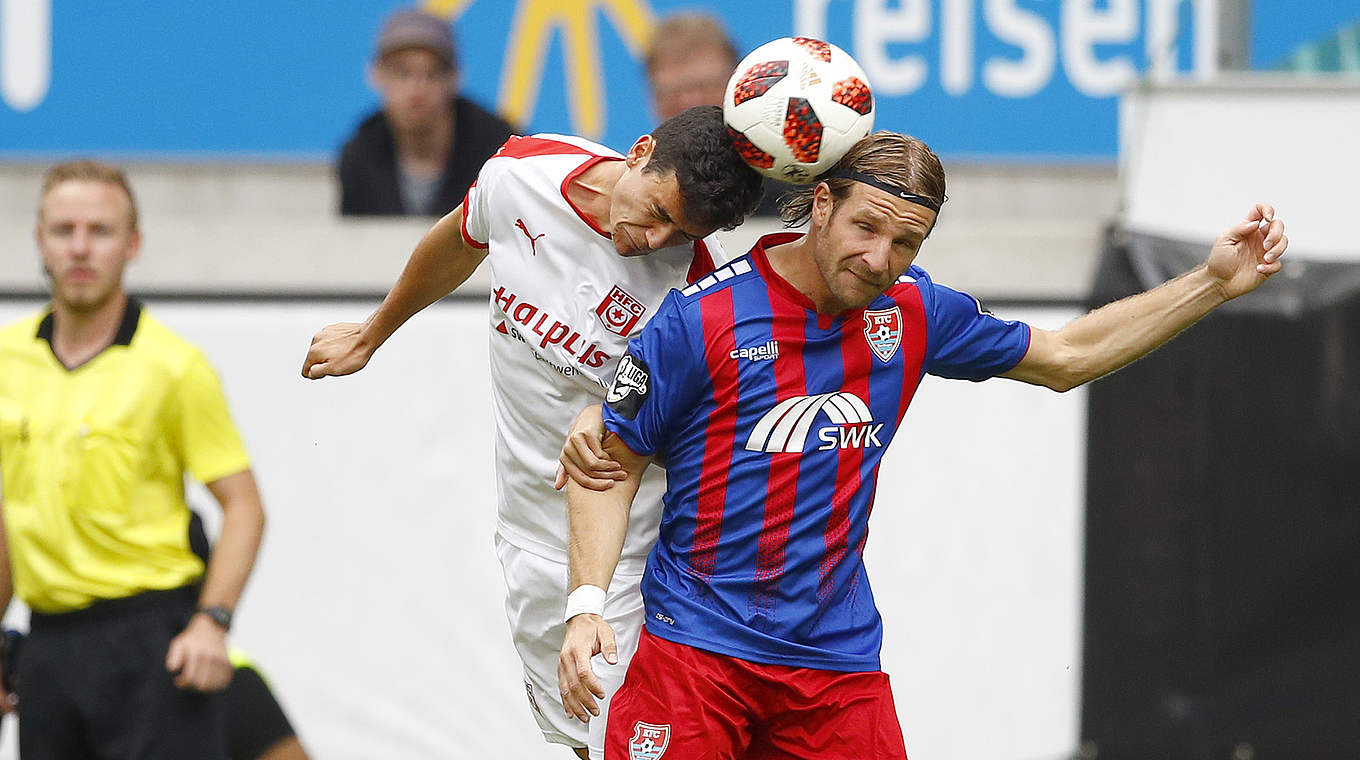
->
[[645, 105, 764, 231], [40, 159, 139, 230], [779, 132, 946, 232]]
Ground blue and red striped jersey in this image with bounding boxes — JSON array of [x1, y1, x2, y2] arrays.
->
[[602, 233, 1031, 671]]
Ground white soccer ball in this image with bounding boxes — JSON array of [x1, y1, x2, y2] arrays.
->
[[723, 37, 875, 185]]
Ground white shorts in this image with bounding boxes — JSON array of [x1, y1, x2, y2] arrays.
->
[[494, 534, 645, 760]]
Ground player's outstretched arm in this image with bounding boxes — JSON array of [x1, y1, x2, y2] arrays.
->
[[554, 403, 626, 491], [559, 417, 650, 722], [301, 205, 488, 379], [1003, 203, 1288, 392]]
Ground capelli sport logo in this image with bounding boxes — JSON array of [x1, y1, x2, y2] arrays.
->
[[730, 340, 778, 362]]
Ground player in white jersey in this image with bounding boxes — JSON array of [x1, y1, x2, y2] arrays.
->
[[301, 106, 764, 758]]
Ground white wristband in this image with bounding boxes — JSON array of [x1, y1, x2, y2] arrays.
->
[[564, 584, 606, 622]]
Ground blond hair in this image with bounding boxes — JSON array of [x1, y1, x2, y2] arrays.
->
[[40, 159, 139, 230], [780, 132, 946, 229]]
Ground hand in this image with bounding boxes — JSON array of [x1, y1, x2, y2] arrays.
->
[[557, 614, 617, 723], [554, 405, 625, 491], [301, 322, 375, 379], [0, 681, 13, 714], [1205, 202, 1288, 301], [165, 615, 233, 692]]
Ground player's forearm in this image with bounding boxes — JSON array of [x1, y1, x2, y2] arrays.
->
[[199, 471, 266, 611], [566, 435, 649, 592], [362, 206, 487, 348], [1009, 266, 1226, 391], [566, 478, 636, 593]]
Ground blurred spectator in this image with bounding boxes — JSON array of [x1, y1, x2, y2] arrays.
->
[[339, 8, 515, 216], [644, 12, 739, 122], [1274, 20, 1360, 72], [643, 12, 790, 218]]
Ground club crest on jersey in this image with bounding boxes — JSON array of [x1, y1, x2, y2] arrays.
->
[[863, 306, 902, 363], [628, 722, 671, 760], [595, 285, 647, 336], [606, 353, 650, 419]]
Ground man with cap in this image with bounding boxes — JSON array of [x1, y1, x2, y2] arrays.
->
[[338, 7, 515, 216]]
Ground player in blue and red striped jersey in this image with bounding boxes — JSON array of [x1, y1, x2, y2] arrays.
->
[[556, 131, 1289, 759]]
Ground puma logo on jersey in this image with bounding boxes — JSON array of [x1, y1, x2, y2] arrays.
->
[[515, 218, 545, 254], [745, 392, 883, 453]]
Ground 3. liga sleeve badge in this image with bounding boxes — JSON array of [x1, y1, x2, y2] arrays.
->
[[863, 306, 902, 363], [628, 721, 671, 760], [606, 353, 651, 419], [595, 285, 647, 336]]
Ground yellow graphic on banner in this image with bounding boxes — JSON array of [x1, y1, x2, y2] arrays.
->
[[497, 0, 654, 139], [421, 0, 473, 19]]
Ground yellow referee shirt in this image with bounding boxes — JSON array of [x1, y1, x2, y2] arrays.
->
[[0, 301, 251, 614]]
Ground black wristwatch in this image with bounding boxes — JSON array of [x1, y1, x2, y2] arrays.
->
[[196, 605, 233, 631]]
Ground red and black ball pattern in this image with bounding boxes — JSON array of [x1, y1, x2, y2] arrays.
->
[[727, 126, 775, 169], [832, 77, 873, 115], [792, 37, 832, 62], [782, 97, 823, 163], [731, 61, 789, 106]]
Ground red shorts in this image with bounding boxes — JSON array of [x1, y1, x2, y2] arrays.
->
[[605, 628, 909, 760]]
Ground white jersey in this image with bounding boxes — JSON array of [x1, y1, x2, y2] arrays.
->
[[461, 134, 724, 575]]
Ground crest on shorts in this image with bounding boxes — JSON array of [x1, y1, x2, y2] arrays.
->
[[629, 721, 671, 760], [863, 306, 902, 363], [595, 285, 647, 336]]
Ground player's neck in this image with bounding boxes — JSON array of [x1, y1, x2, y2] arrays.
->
[[50, 289, 128, 368], [566, 159, 626, 231], [764, 236, 838, 314]]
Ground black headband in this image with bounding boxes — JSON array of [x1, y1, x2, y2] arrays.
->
[[827, 170, 941, 212]]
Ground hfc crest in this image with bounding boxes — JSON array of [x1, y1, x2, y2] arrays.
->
[[595, 285, 646, 336], [628, 721, 671, 760], [863, 306, 902, 363]]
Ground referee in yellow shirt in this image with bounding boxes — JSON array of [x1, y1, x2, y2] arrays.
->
[[0, 160, 266, 759]]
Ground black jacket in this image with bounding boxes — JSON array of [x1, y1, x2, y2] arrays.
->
[[338, 96, 515, 216]]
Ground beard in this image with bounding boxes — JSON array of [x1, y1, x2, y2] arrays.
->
[[54, 276, 121, 315]]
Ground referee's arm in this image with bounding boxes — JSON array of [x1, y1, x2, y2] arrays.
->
[[165, 469, 265, 692], [0, 500, 13, 712]]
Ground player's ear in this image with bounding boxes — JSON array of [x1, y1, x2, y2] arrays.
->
[[625, 135, 656, 167], [811, 182, 834, 226]]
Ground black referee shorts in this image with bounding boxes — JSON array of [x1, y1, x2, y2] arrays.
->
[[20, 586, 227, 760], [225, 662, 296, 760]]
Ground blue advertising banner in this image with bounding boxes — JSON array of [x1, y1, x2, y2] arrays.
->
[[0, 1, 1354, 160]]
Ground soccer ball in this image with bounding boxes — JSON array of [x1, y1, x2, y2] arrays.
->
[[723, 37, 875, 185]]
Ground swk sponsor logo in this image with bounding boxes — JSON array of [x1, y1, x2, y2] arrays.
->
[[745, 392, 884, 453], [493, 286, 610, 369]]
